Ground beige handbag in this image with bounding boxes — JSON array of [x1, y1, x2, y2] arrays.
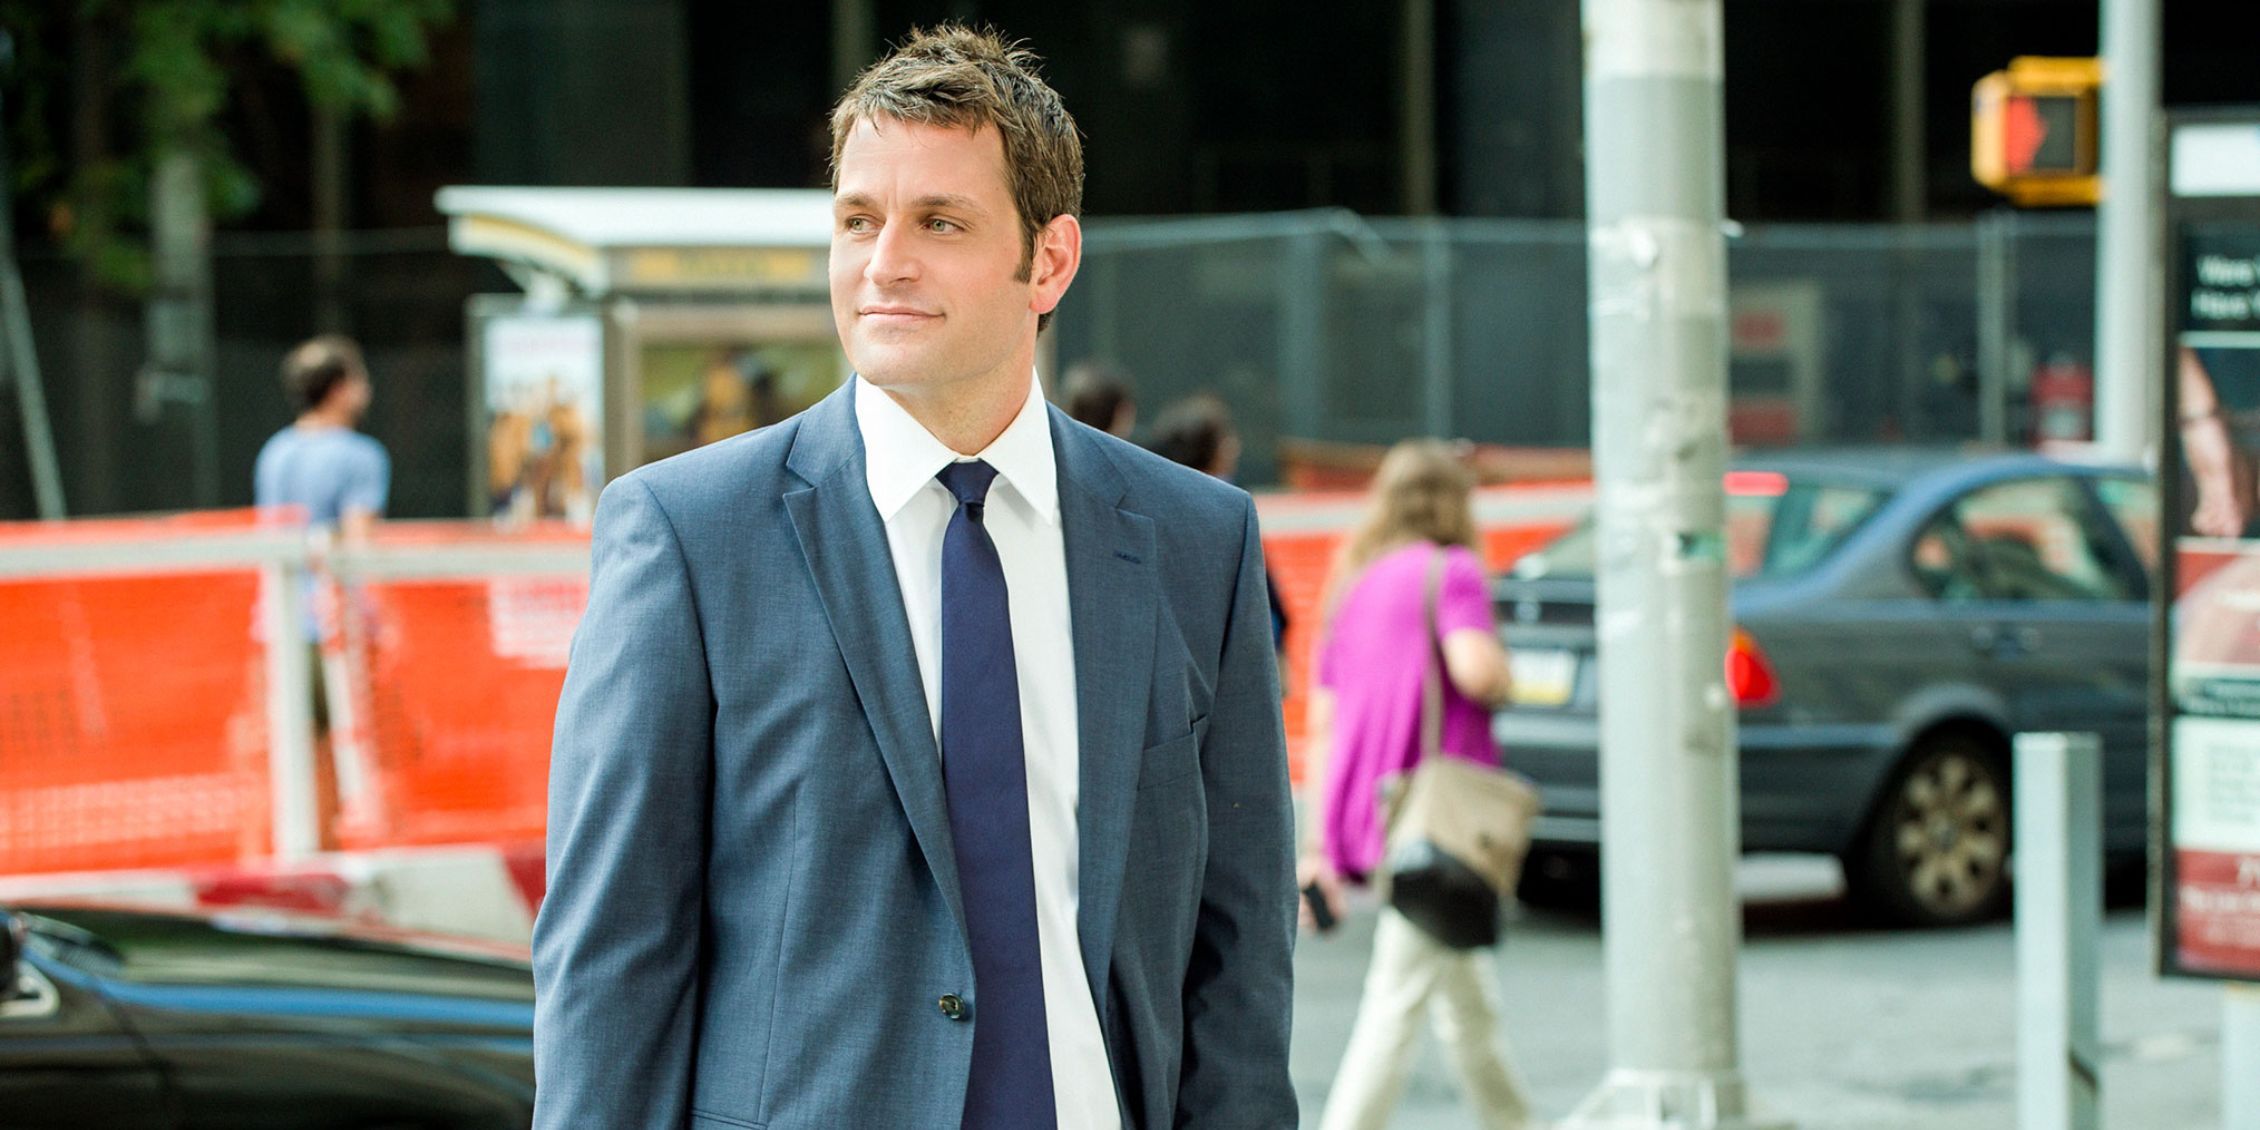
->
[[1377, 547, 1542, 949]]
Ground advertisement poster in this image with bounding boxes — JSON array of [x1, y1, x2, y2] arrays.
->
[[637, 340, 847, 464], [482, 313, 605, 524], [2165, 215, 2260, 982]]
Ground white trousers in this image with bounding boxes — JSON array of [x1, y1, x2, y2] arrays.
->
[[1318, 908, 1535, 1130]]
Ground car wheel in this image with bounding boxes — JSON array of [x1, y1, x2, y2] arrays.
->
[[1848, 732, 2011, 927]]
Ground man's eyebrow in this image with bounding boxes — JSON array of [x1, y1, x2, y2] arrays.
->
[[833, 192, 988, 215], [912, 193, 987, 214]]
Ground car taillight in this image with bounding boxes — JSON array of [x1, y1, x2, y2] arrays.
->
[[1726, 627, 1781, 708], [1723, 470, 1789, 497]]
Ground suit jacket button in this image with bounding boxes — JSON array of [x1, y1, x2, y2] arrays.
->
[[939, 994, 967, 1021]]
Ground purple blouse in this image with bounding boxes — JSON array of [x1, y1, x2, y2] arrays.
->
[[1316, 541, 1502, 880]]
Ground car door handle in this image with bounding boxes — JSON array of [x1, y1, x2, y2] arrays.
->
[[1970, 624, 2041, 657]]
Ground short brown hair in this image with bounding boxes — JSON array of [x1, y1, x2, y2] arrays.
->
[[280, 334, 368, 414], [1147, 393, 1236, 474], [830, 25, 1084, 331], [1062, 359, 1134, 433]]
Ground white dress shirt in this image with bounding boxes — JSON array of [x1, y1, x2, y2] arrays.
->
[[854, 374, 1120, 1129]]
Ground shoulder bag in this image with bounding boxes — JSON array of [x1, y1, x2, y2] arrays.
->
[[1378, 546, 1543, 950]]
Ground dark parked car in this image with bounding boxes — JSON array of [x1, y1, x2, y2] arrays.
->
[[1, 901, 534, 1129], [1494, 449, 2156, 926]]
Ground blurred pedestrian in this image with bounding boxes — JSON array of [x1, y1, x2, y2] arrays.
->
[[1063, 358, 1137, 437], [253, 334, 389, 847], [256, 334, 388, 545], [534, 25, 1296, 1130], [1300, 438, 1534, 1130], [254, 333, 389, 657], [1148, 392, 1290, 658], [1146, 392, 1238, 479]]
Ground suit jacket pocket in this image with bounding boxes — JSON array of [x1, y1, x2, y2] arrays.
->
[[1136, 718, 1208, 791], [691, 1111, 765, 1130]]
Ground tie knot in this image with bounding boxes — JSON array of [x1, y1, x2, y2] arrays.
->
[[936, 460, 999, 507]]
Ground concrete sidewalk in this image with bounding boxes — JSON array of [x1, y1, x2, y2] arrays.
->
[[1289, 860, 2223, 1129]]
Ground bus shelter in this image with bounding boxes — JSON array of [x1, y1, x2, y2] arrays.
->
[[436, 186, 846, 520]]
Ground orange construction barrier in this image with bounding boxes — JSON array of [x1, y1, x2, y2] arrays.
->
[[1, 493, 1585, 880], [0, 510, 277, 873], [332, 523, 586, 851]]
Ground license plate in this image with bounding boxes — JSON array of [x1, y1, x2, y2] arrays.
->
[[1510, 648, 1578, 707]]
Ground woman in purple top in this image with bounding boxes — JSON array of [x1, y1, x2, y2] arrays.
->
[[1300, 440, 1535, 1130]]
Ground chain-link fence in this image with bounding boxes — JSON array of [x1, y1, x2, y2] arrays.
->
[[4, 230, 503, 522], [2, 211, 2105, 519], [1056, 210, 2103, 487]]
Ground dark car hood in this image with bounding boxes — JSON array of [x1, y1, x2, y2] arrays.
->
[[15, 901, 533, 1008]]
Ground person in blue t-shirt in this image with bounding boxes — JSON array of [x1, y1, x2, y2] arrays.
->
[[255, 334, 390, 543], [253, 336, 390, 777]]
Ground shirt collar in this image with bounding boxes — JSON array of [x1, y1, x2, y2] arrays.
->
[[854, 371, 1059, 526]]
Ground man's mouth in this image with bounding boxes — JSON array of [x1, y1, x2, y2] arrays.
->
[[860, 305, 938, 323]]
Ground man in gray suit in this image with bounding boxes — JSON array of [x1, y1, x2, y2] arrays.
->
[[532, 25, 1297, 1130]]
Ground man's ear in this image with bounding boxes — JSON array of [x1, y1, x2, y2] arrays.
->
[[1029, 214, 1083, 318]]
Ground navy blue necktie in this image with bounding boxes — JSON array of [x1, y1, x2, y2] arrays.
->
[[936, 460, 1057, 1128]]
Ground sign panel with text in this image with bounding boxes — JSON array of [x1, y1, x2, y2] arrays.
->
[[2160, 113, 2260, 983]]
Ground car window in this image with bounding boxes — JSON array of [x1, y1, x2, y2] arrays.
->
[[2091, 476, 2159, 575], [1760, 482, 1883, 576], [1517, 474, 1885, 582], [1911, 477, 2140, 603]]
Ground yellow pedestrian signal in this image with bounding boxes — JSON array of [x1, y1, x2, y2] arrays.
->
[[1972, 56, 2102, 207]]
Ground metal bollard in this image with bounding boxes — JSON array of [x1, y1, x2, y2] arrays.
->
[[261, 549, 322, 861], [2228, 985, 2260, 1130], [2014, 731, 2102, 1130]]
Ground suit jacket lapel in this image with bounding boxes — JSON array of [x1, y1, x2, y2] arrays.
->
[[1054, 411, 1158, 1011], [783, 381, 966, 940]]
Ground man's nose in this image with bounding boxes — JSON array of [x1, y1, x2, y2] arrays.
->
[[865, 220, 921, 284]]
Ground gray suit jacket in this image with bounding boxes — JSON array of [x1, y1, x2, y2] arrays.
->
[[532, 380, 1297, 1130]]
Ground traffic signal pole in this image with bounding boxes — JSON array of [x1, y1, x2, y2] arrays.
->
[[2093, 0, 2161, 462], [1561, 1, 1782, 1127]]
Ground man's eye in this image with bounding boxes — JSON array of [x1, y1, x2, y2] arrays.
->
[[843, 217, 875, 234], [926, 218, 959, 234]]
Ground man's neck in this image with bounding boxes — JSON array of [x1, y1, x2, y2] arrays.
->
[[296, 407, 354, 430], [878, 368, 1031, 456]]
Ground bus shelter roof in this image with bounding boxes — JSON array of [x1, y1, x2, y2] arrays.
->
[[435, 186, 835, 297]]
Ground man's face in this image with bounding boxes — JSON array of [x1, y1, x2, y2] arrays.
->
[[830, 116, 1047, 396]]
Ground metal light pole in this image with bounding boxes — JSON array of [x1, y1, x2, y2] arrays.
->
[[0, 29, 66, 519], [831, 0, 874, 95], [1888, 0, 1926, 223], [1400, 0, 1438, 216], [1562, 0, 1782, 1127], [141, 145, 220, 508], [2093, 0, 2162, 461]]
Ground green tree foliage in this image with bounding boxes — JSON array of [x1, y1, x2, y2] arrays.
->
[[2, 0, 454, 289]]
